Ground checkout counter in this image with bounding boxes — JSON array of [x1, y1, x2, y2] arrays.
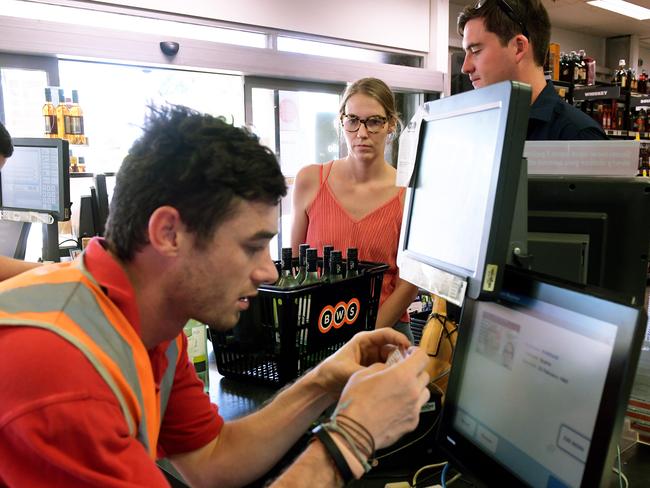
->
[[158, 342, 650, 488]]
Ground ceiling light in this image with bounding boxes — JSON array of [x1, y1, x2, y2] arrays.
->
[[587, 0, 650, 21], [0, 0, 267, 47]]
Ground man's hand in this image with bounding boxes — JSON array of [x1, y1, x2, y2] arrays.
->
[[311, 328, 412, 401], [333, 348, 430, 449]]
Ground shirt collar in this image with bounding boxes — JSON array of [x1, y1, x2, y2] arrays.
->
[[529, 80, 557, 123], [82, 237, 141, 334]]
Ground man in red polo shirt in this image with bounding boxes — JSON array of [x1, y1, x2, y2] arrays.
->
[[0, 106, 430, 487]]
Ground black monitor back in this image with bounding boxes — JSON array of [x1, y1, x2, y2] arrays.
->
[[528, 176, 650, 306], [78, 190, 99, 239], [94, 174, 110, 236]]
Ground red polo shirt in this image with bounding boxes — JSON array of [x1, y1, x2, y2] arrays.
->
[[0, 238, 223, 487]]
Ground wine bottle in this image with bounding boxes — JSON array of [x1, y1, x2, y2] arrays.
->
[[320, 245, 334, 282], [276, 247, 299, 288], [301, 248, 320, 285], [346, 247, 359, 278], [295, 243, 310, 284], [329, 250, 344, 283], [70, 90, 87, 145], [42, 88, 57, 138], [55, 88, 69, 140]]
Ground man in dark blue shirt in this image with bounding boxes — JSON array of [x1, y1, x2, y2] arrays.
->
[[457, 0, 606, 141]]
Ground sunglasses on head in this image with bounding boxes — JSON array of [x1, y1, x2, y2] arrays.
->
[[474, 0, 529, 39]]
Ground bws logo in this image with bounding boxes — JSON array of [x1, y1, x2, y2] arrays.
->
[[318, 298, 360, 333]]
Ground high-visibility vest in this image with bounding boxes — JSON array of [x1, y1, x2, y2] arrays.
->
[[0, 257, 183, 459]]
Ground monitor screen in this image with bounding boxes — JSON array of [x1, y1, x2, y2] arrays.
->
[[528, 176, 650, 307], [0, 138, 71, 221], [438, 268, 645, 488], [398, 81, 531, 302]]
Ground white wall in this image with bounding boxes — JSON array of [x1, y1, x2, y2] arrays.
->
[[550, 26, 605, 67], [91, 0, 431, 52]]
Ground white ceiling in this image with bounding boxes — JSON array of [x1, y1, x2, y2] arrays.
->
[[543, 0, 650, 40], [451, 0, 650, 46]]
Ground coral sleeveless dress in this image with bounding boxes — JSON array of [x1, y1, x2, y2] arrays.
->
[[305, 161, 410, 323]]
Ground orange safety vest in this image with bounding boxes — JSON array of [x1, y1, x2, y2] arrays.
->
[[0, 257, 183, 459]]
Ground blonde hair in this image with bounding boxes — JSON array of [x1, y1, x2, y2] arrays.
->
[[339, 78, 399, 127]]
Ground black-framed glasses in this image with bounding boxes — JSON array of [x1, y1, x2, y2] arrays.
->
[[475, 0, 529, 39], [341, 114, 388, 134]]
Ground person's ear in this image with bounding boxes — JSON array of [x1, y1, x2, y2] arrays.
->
[[513, 34, 529, 63], [147, 206, 186, 257]]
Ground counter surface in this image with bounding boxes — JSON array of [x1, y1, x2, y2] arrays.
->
[[159, 349, 650, 487]]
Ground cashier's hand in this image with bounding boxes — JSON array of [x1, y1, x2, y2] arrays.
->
[[312, 328, 412, 401], [334, 348, 431, 449]]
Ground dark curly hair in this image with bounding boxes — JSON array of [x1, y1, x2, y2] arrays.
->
[[0, 121, 13, 158], [105, 105, 286, 261]]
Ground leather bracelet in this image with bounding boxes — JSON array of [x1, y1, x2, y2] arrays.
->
[[311, 424, 354, 484]]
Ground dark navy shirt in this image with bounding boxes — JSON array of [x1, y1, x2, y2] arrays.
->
[[527, 81, 608, 141]]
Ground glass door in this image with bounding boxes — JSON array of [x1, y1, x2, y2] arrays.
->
[[244, 78, 344, 259]]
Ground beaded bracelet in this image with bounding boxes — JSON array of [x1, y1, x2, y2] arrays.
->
[[311, 424, 354, 484]]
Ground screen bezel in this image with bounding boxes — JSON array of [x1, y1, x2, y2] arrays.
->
[[397, 81, 531, 301], [437, 267, 645, 488], [1, 138, 71, 221]]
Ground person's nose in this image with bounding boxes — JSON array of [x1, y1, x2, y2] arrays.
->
[[356, 121, 370, 138], [461, 53, 473, 75], [253, 251, 279, 286]]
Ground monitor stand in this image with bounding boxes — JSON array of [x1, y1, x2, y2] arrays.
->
[[42, 221, 60, 262]]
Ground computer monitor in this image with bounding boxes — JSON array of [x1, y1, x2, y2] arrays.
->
[[0, 220, 30, 259], [438, 267, 646, 488], [0, 138, 71, 221], [94, 174, 110, 236], [528, 176, 650, 307], [397, 81, 531, 303], [78, 188, 101, 240]]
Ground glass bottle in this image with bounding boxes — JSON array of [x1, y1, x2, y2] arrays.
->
[[577, 49, 587, 85], [320, 245, 334, 282], [183, 319, 209, 393], [329, 250, 344, 283], [301, 248, 320, 285], [560, 52, 570, 83], [295, 243, 310, 284], [42, 88, 57, 138], [70, 89, 87, 145], [55, 88, 69, 140], [276, 247, 299, 288], [346, 247, 359, 278], [616, 59, 628, 89]]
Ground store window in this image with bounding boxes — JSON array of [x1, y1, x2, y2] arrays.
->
[[57, 60, 245, 174], [246, 79, 343, 259]]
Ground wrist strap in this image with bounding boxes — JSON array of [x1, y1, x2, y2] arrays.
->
[[312, 424, 354, 484]]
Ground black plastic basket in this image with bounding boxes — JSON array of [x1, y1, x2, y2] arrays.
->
[[212, 260, 389, 386]]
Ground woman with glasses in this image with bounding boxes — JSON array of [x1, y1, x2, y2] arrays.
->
[[291, 77, 418, 343]]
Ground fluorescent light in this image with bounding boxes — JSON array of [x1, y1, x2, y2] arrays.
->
[[0, 0, 267, 47], [587, 0, 650, 20]]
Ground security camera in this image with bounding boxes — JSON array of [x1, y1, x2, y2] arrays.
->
[[160, 41, 180, 56]]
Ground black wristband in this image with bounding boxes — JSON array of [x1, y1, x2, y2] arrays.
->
[[312, 424, 354, 484]]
